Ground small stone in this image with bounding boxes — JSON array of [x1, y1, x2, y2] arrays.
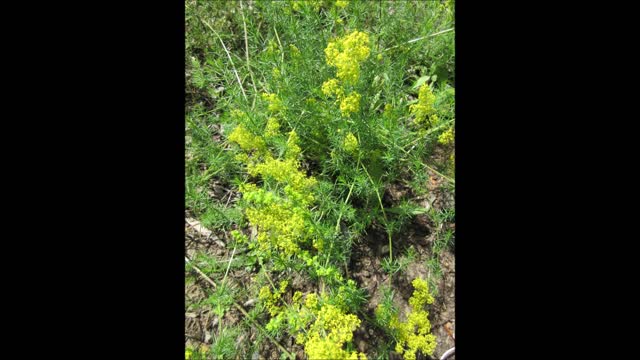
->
[[357, 340, 367, 353], [244, 298, 258, 307]]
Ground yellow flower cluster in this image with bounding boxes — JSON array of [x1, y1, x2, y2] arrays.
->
[[291, 0, 324, 12], [259, 280, 289, 317], [335, 0, 349, 9], [286, 292, 366, 360], [343, 132, 359, 153], [265, 117, 280, 139], [289, 44, 301, 58], [438, 127, 454, 145], [229, 115, 317, 258], [248, 156, 316, 205], [410, 84, 439, 128], [228, 124, 266, 153], [325, 31, 370, 84], [262, 92, 285, 113], [266, 39, 279, 56], [322, 31, 370, 119], [259, 287, 366, 359], [305, 292, 319, 309], [244, 194, 308, 256], [339, 93, 361, 116], [303, 303, 366, 360], [391, 278, 437, 360], [285, 130, 302, 159], [240, 146, 316, 256], [322, 78, 344, 98], [230, 109, 248, 121]]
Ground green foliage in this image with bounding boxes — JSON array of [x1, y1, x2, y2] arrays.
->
[[264, 291, 367, 360], [382, 246, 417, 276], [391, 278, 437, 360], [185, 1, 454, 357], [210, 326, 240, 360], [374, 285, 398, 332]]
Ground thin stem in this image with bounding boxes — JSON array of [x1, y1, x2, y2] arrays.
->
[[382, 27, 454, 53], [273, 25, 285, 64], [424, 163, 455, 184], [200, 17, 248, 102], [360, 160, 393, 262], [221, 243, 237, 288], [240, 0, 258, 109], [325, 181, 356, 268]]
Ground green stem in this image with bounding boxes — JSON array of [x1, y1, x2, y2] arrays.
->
[[321, 181, 356, 294], [325, 181, 356, 268], [359, 160, 392, 263]]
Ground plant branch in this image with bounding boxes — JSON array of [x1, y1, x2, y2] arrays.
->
[[440, 347, 455, 360], [382, 28, 454, 53], [240, 0, 258, 109]]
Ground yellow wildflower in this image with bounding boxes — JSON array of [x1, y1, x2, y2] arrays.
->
[[305, 293, 319, 310], [343, 132, 358, 153], [303, 303, 365, 360], [321, 78, 344, 98], [285, 129, 302, 159], [228, 124, 266, 153], [339, 92, 361, 116], [265, 117, 280, 138], [438, 127, 454, 145], [289, 44, 301, 58], [335, 0, 348, 9], [262, 92, 285, 113], [325, 31, 371, 84], [410, 84, 437, 128], [266, 39, 279, 55], [392, 278, 437, 360]]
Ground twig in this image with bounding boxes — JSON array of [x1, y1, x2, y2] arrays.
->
[[273, 25, 285, 64], [221, 244, 237, 287], [403, 119, 455, 150], [407, 28, 454, 43], [440, 347, 455, 360], [224, 190, 233, 208], [200, 18, 248, 102], [424, 163, 455, 185], [382, 28, 454, 53], [185, 256, 293, 359], [240, 0, 258, 108]]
